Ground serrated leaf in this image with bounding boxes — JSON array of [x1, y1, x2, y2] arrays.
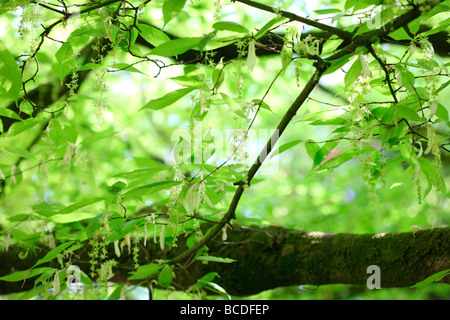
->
[[33, 241, 75, 268], [411, 269, 450, 288], [80, 128, 117, 145], [324, 53, 354, 75], [0, 267, 56, 282], [196, 256, 236, 263], [220, 92, 246, 119], [305, 140, 320, 161], [322, 39, 344, 56], [112, 166, 171, 180], [0, 42, 22, 99], [255, 16, 287, 39], [280, 45, 292, 71], [277, 140, 303, 155], [396, 106, 426, 122], [128, 263, 163, 280], [123, 180, 182, 197], [169, 75, 202, 88], [163, 0, 187, 27], [50, 213, 97, 224], [55, 42, 74, 64], [199, 280, 231, 299], [212, 21, 249, 34], [317, 151, 353, 171], [138, 24, 170, 47], [147, 37, 201, 57], [436, 103, 448, 121], [3, 146, 37, 161], [8, 214, 31, 222], [297, 108, 347, 124], [251, 99, 272, 112], [345, 57, 362, 89], [0, 108, 22, 120], [212, 68, 225, 90], [110, 63, 146, 75], [314, 8, 342, 14], [140, 87, 195, 111], [422, 17, 450, 36], [57, 197, 104, 215], [78, 63, 103, 71]]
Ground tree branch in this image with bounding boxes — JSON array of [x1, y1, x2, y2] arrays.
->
[[232, 0, 354, 40], [0, 226, 448, 296]]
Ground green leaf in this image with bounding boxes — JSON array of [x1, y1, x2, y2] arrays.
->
[[123, 180, 182, 197], [312, 139, 341, 169], [0, 107, 22, 120], [436, 103, 448, 121], [147, 37, 202, 57], [3, 146, 37, 161], [169, 75, 203, 88], [107, 219, 142, 242], [246, 40, 256, 71], [196, 272, 219, 285], [107, 284, 125, 300], [297, 108, 347, 124], [55, 42, 74, 64], [78, 63, 103, 71], [220, 92, 246, 119], [277, 140, 303, 155], [53, 42, 75, 83], [398, 67, 416, 94], [110, 63, 146, 75], [140, 87, 195, 111], [314, 8, 342, 14], [345, 57, 362, 89], [158, 266, 173, 288], [33, 241, 75, 268], [128, 263, 163, 280], [280, 45, 293, 71], [212, 21, 249, 34], [198, 280, 231, 299], [411, 269, 450, 288], [324, 53, 354, 75], [422, 17, 450, 36], [196, 256, 236, 263], [396, 106, 425, 122], [255, 16, 287, 39], [322, 39, 344, 56], [390, 27, 413, 41], [305, 140, 320, 162], [62, 124, 78, 144], [80, 128, 117, 145], [0, 42, 22, 99], [112, 166, 171, 180], [0, 267, 56, 282], [57, 197, 104, 215], [163, 0, 187, 27], [317, 151, 353, 171], [251, 99, 272, 112], [8, 214, 31, 222], [212, 67, 225, 90], [137, 24, 171, 47], [50, 213, 98, 224]]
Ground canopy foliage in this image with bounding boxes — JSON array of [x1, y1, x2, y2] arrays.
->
[[0, 0, 449, 300]]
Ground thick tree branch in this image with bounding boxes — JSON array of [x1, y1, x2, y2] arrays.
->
[[232, 0, 354, 40], [0, 226, 448, 296]]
